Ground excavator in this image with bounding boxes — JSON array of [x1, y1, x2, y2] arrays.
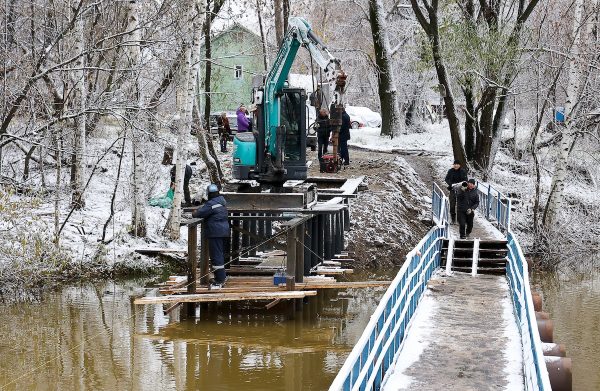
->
[[232, 17, 347, 185]]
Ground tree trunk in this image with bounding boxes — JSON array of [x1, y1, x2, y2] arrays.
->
[[282, 0, 290, 35], [194, 105, 222, 184], [256, 0, 269, 71], [368, 0, 403, 138], [203, 1, 212, 130], [462, 79, 476, 161], [474, 89, 497, 175], [429, 18, 467, 165], [274, 0, 284, 46], [70, 2, 86, 209], [543, 0, 584, 228], [126, 0, 147, 237], [53, 128, 62, 246]]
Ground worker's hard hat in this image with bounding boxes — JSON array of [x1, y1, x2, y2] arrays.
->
[[207, 184, 219, 194]]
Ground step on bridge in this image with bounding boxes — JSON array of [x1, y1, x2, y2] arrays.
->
[[330, 182, 558, 391]]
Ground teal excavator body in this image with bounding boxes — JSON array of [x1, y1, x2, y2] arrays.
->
[[232, 17, 346, 184]]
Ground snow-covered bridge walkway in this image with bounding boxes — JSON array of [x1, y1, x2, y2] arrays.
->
[[330, 183, 551, 391]]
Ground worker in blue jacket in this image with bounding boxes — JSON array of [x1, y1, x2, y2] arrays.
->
[[192, 184, 229, 288]]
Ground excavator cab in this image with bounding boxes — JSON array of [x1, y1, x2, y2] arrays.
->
[[231, 17, 345, 185], [232, 88, 307, 183]]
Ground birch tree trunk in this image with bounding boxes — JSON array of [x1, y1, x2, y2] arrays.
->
[[368, 0, 403, 138], [126, 0, 147, 237], [543, 0, 584, 228], [71, 3, 86, 209], [167, 45, 193, 239], [167, 0, 208, 239]]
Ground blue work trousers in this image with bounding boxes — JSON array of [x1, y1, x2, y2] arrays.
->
[[209, 238, 227, 283]]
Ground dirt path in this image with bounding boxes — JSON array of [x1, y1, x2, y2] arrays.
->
[[307, 147, 436, 268]]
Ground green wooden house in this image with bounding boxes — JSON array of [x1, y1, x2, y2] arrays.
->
[[198, 24, 265, 114]]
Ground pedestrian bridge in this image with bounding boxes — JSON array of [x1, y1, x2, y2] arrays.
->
[[330, 182, 560, 391]]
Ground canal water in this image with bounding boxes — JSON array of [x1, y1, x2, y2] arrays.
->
[[534, 270, 600, 391], [0, 275, 387, 391], [2, 270, 599, 390]]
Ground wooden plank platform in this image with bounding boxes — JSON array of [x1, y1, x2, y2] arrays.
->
[[158, 276, 390, 295], [134, 290, 318, 305]]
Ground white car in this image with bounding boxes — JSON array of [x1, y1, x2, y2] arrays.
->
[[345, 106, 382, 129]]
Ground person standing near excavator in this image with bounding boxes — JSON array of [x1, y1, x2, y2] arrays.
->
[[316, 108, 331, 163]]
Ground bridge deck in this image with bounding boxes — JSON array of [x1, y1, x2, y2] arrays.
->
[[448, 213, 505, 240], [382, 271, 523, 391]]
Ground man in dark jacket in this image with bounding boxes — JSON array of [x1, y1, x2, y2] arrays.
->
[[316, 108, 331, 162], [171, 163, 193, 206], [445, 160, 468, 223], [192, 184, 229, 288], [338, 108, 351, 166], [453, 179, 479, 239]]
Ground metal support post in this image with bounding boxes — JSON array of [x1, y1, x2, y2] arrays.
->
[[311, 216, 319, 268], [317, 213, 325, 262], [295, 224, 304, 283], [249, 214, 257, 257], [258, 213, 265, 251], [186, 223, 198, 317], [304, 219, 312, 276], [242, 215, 250, 256], [286, 226, 296, 291], [200, 221, 210, 286], [231, 213, 240, 265], [324, 213, 333, 261]]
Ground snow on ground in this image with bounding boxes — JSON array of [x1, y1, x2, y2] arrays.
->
[[0, 125, 228, 283], [349, 123, 451, 153], [347, 121, 600, 268]]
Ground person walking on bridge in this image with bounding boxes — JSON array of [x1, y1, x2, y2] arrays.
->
[[453, 179, 479, 239], [445, 160, 468, 223], [192, 184, 229, 289]]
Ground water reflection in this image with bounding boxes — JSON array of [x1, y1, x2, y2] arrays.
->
[[533, 269, 600, 391], [0, 279, 385, 391]]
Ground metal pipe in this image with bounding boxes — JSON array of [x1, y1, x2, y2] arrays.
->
[[537, 318, 554, 343], [542, 343, 566, 357], [545, 356, 572, 391]]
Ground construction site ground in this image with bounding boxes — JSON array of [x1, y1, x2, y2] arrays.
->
[[307, 147, 435, 268]]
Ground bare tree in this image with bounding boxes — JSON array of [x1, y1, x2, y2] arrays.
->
[[368, 0, 404, 137], [70, 0, 87, 209], [125, 0, 147, 237]]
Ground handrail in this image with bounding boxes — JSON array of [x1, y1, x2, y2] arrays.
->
[[331, 180, 549, 390], [477, 180, 551, 390], [329, 186, 449, 391], [506, 233, 552, 390], [432, 183, 449, 226], [476, 181, 511, 233]]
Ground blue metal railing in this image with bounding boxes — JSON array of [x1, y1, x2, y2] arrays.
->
[[506, 233, 552, 390], [477, 181, 551, 390], [331, 180, 549, 391], [432, 183, 450, 226], [329, 185, 449, 391], [476, 182, 511, 233]]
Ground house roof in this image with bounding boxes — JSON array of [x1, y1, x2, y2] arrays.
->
[[202, 23, 261, 47]]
